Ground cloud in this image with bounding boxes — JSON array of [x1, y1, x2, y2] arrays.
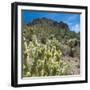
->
[[70, 24, 80, 33]]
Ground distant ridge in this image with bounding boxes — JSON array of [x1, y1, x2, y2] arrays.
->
[[27, 17, 70, 31]]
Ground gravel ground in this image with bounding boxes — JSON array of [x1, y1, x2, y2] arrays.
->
[[61, 56, 80, 75]]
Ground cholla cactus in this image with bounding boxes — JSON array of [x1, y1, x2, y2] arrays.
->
[[68, 38, 79, 48], [23, 35, 70, 77], [67, 38, 80, 57]]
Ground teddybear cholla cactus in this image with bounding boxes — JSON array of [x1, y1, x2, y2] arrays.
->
[[23, 35, 70, 77]]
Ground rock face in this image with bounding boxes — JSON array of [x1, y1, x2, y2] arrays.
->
[[27, 18, 70, 31]]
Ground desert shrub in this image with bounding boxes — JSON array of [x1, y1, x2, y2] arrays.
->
[[60, 44, 71, 56], [72, 46, 80, 58], [67, 38, 79, 47], [23, 35, 70, 77], [67, 38, 80, 57]]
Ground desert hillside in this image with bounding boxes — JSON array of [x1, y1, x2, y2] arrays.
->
[[22, 18, 80, 77]]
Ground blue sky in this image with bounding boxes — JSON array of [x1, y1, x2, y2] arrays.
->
[[22, 11, 80, 33]]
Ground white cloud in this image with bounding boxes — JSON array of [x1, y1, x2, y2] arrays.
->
[[70, 24, 80, 33]]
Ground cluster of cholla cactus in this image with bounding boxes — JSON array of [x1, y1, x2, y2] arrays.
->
[[23, 35, 70, 77]]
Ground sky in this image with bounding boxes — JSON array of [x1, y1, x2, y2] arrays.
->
[[22, 10, 80, 33]]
